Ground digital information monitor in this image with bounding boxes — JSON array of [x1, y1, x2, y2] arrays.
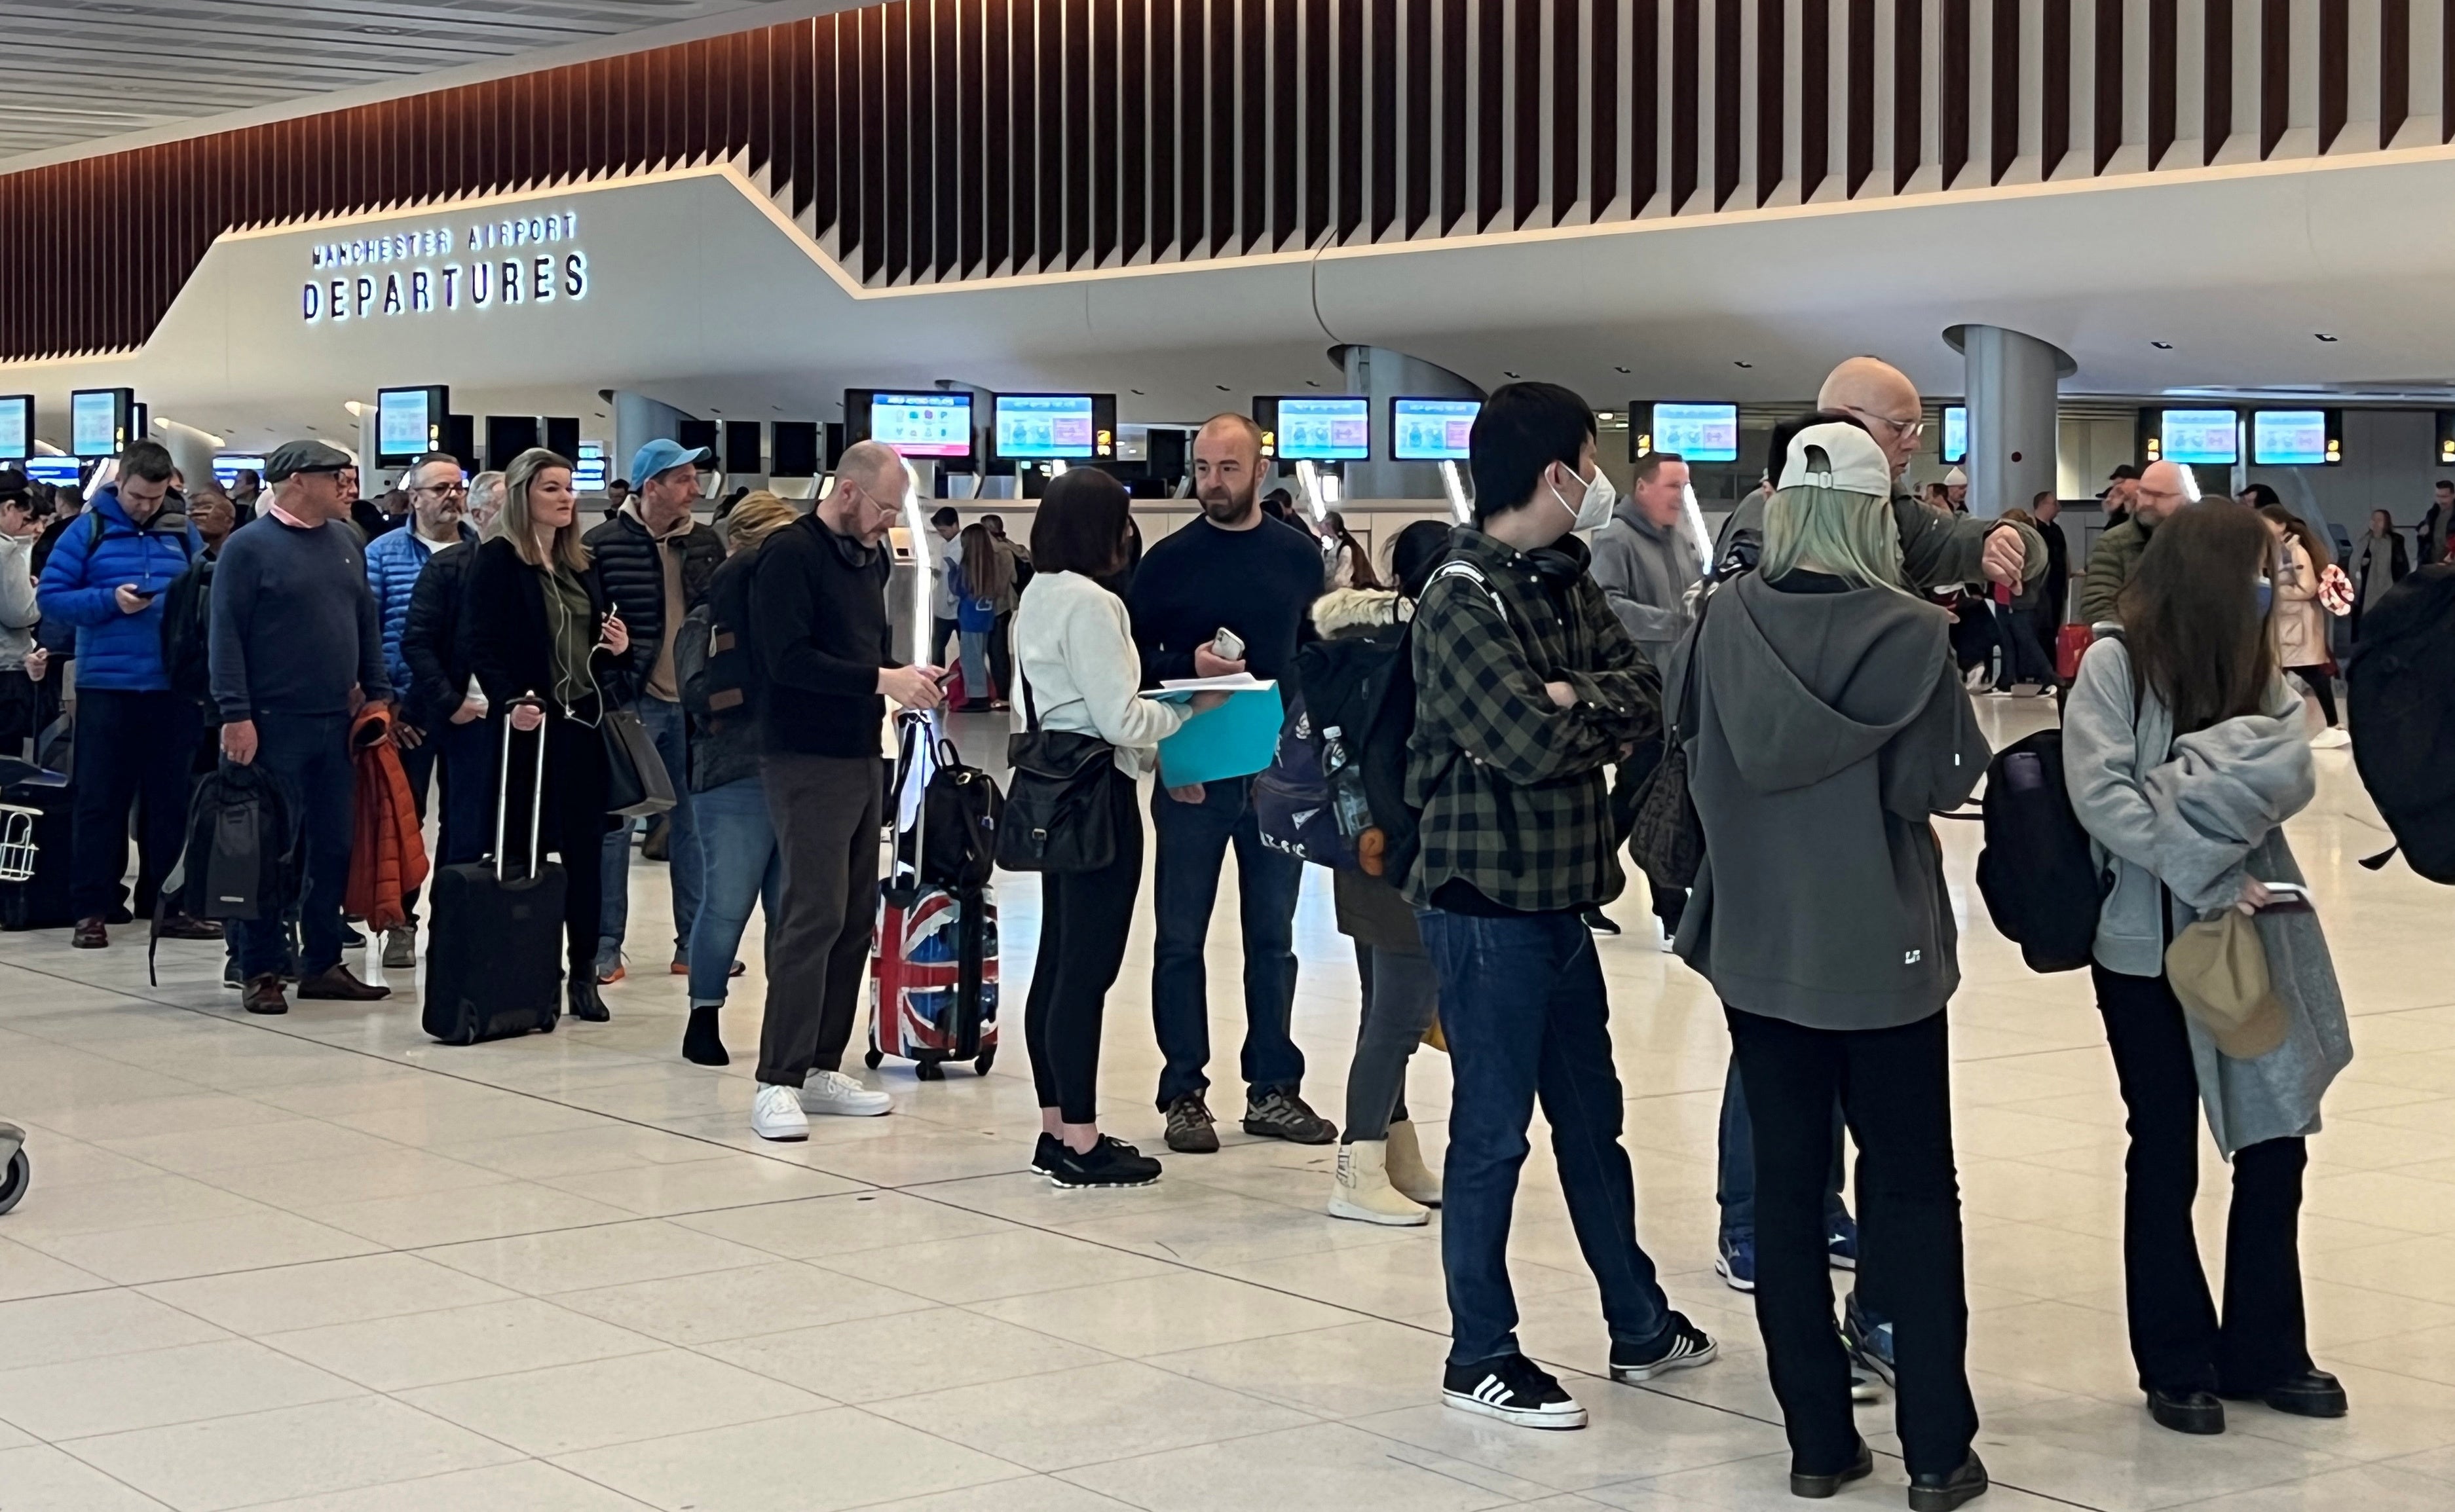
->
[[850, 390, 975, 463], [2251, 409, 2339, 466], [0, 396, 30, 460], [1645, 402, 1740, 463], [375, 386, 449, 467], [1941, 405, 1968, 464], [1255, 396, 1371, 460], [69, 388, 132, 458], [573, 442, 608, 494], [992, 394, 1116, 461], [2160, 409, 2239, 466], [26, 456, 81, 489], [1391, 397, 1480, 461], [212, 454, 267, 488]]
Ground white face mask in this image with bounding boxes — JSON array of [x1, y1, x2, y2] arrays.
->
[[1550, 461, 1617, 533]]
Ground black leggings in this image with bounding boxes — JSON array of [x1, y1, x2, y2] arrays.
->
[[1024, 766, 1143, 1123], [2093, 964, 2312, 1394], [2285, 665, 2338, 728]]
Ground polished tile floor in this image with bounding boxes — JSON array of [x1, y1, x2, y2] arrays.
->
[[0, 699, 2450, 1511]]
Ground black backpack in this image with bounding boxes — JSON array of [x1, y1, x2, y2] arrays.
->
[[1972, 728, 2106, 972], [1254, 622, 1405, 871], [149, 762, 301, 984], [2349, 563, 2455, 881], [159, 553, 216, 711]]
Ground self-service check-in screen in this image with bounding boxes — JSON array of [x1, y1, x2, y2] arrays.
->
[[1391, 397, 1480, 461], [995, 395, 1097, 459], [869, 394, 974, 458]]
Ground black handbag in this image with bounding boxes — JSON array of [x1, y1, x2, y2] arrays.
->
[[1628, 589, 1712, 891], [994, 669, 1117, 875], [600, 707, 678, 818]]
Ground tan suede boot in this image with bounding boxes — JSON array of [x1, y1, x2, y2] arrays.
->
[[1328, 1140, 1429, 1226], [1385, 1119, 1444, 1207]]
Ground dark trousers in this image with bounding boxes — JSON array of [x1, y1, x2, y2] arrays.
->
[[2001, 606, 2057, 686], [1024, 766, 1142, 1123], [1726, 1005, 1976, 1479], [396, 718, 495, 919], [1421, 907, 1671, 1367], [2284, 665, 2340, 728], [929, 616, 959, 669], [757, 750, 882, 1087], [2093, 965, 2312, 1394], [69, 688, 201, 920], [234, 713, 354, 979], [1149, 777, 1304, 1108], [1716, 1050, 1848, 1240], [989, 611, 1015, 701], [491, 712, 610, 984]]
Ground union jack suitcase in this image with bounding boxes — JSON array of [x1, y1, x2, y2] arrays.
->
[[864, 881, 999, 1079]]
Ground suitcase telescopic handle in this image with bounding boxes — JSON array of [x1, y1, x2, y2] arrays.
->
[[496, 695, 549, 883]]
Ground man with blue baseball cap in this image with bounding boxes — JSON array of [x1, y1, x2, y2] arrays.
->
[[583, 438, 726, 1008]]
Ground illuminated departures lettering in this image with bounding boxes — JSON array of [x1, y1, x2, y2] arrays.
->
[[301, 210, 588, 324]]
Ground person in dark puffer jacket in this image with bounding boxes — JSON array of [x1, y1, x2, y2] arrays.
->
[[35, 441, 215, 947], [582, 439, 724, 983]]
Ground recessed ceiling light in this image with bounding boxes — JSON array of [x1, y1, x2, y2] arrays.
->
[[358, 24, 404, 34], [1214, 384, 1228, 392], [1130, 389, 1144, 396], [1733, 360, 1754, 369], [1503, 370, 1521, 379], [1614, 365, 1631, 375], [2315, 333, 2340, 342], [1304, 379, 1319, 388], [2150, 341, 2173, 350]]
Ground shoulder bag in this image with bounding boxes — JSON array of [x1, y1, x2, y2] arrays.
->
[[601, 707, 678, 818], [995, 664, 1117, 874], [1628, 587, 1713, 891]]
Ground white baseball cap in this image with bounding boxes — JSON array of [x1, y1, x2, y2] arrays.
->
[[1776, 422, 1893, 497]]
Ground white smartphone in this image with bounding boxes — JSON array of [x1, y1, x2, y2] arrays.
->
[[2255, 881, 2315, 914], [1211, 627, 1246, 663]]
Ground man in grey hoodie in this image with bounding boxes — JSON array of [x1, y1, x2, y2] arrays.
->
[[1591, 450, 1703, 943]]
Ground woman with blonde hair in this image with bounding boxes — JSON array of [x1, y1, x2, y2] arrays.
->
[[466, 448, 632, 1022], [677, 491, 797, 1065], [1672, 421, 1990, 1508]]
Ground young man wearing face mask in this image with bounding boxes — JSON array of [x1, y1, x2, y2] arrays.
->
[[1408, 382, 1717, 1431]]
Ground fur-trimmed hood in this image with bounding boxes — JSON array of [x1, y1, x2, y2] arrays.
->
[[1311, 586, 1408, 637]]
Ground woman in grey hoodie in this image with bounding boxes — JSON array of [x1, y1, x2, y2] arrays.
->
[[2062, 502, 2351, 1436], [1671, 423, 1991, 1511]]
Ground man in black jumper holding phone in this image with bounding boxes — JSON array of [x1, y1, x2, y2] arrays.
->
[[1129, 413, 1334, 1153]]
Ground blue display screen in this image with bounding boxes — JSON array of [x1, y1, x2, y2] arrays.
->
[[1941, 405, 1967, 464], [1649, 403, 1739, 463], [2160, 409, 2239, 465]]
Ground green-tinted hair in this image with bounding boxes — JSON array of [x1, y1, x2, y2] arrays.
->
[[1761, 484, 1915, 597]]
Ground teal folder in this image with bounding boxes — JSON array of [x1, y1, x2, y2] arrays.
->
[[1150, 683, 1284, 788]]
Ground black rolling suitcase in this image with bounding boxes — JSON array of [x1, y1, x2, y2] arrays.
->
[[424, 718, 564, 1044], [0, 779, 73, 931]]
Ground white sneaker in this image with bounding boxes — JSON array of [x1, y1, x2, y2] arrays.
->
[[800, 1068, 893, 1117], [2311, 727, 2352, 750], [381, 925, 416, 970], [751, 1082, 809, 1141]]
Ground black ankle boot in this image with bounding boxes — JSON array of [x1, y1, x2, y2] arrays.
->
[[567, 980, 611, 1022], [681, 1006, 729, 1065]]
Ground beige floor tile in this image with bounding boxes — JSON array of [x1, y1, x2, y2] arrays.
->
[[0, 1443, 179, 1510], [705, 1306, 1110, 1403], [1062, 1420, 1526, 1510], [399, 1346, 829, 1455], [0, 1337, 364, 1441], [62, 1395, 521, 1512], [848, 1480, 1142, 1512], [297, 1181, 639, 1249], [2221, 1362, 2455, 1462], [92, 1119, 407, 1178], [538, 1152, 866, 1214], [1581, 1451, 2076, 1511], [0, 1288, 229, 1371], [867, 1358, 1316, 1472], [2168, 1460, 2455, 1511], [553, 1259, 935, 1344], [2304, 1234, 2455, 1305], [264, 1297, 663, 1391], [1347, 1380, 1791, 1494], [24, 1209, 382, 1285], [138, 1252, 520, 1335], [0, 1172, 270, 1242], [808, 1225, 1174, 1304], [418, 1215, 779, 1294], [1941, 1393, 2356, 1511], [671, 1189, 1012, 1259], [426, 1122, 734, 1179], [1146, 1318, 1452, 1419], [223, 1460, 660, 1511], [553, 1405, 1026, 1511], [970, 1270, 1357, 1357], [201, 1147, 515, 1209], [0, 1236, 108, 1304]]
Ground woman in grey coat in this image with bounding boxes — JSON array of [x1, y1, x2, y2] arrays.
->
[[1672, 422, 1991, 1511], [2063, 502, 2352, 1436]]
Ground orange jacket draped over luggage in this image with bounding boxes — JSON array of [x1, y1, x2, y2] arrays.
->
[[345, 705, 429, 934]]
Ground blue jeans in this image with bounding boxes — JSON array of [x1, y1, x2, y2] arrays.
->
[[235, 713, 353, 979], [1148, 777, 1304, 1109], [686, 776, 781, 1006], [1421, 906, 1672, 1367], [1717, 1050, 1851, 1241], [597, 696, 700, 967]]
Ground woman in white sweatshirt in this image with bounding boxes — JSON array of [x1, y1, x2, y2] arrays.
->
[[1011, 471, 1222, 1188]]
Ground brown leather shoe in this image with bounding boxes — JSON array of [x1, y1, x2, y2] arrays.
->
[[159, 912, 227, 942], [242, 973, 290, 1015], [71, 917, 107, 949], [296, 963, 390, 1001]]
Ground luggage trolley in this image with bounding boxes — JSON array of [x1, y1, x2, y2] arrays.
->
[[0, 754, 68, 1215]]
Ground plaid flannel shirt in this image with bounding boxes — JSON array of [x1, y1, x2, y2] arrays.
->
[[1402, 528, 1662, 912]]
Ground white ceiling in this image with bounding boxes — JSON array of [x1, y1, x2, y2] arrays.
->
[[1, 0, 774, 159]]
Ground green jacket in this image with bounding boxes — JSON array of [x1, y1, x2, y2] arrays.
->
[[1404, 529, 1660, 913], [2078, 516, 2152, 625]]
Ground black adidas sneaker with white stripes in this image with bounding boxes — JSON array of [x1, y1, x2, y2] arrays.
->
[[1609, 1312, 1719, 1383], [1442, 1353, 1587, 1430]]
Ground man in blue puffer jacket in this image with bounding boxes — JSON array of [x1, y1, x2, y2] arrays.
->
[[361, 452, 479, 968], [36, 441, 212, 948]]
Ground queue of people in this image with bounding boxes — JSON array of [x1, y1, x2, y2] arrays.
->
[[0, 355, 2375, 1512]]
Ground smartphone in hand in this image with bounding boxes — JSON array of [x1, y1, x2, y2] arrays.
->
[[2255, 881, 2315, 915], [1211, 627, 1246, 663]]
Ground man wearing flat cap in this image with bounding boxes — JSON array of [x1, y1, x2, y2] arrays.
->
[[210, 439, 394, 1014]]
